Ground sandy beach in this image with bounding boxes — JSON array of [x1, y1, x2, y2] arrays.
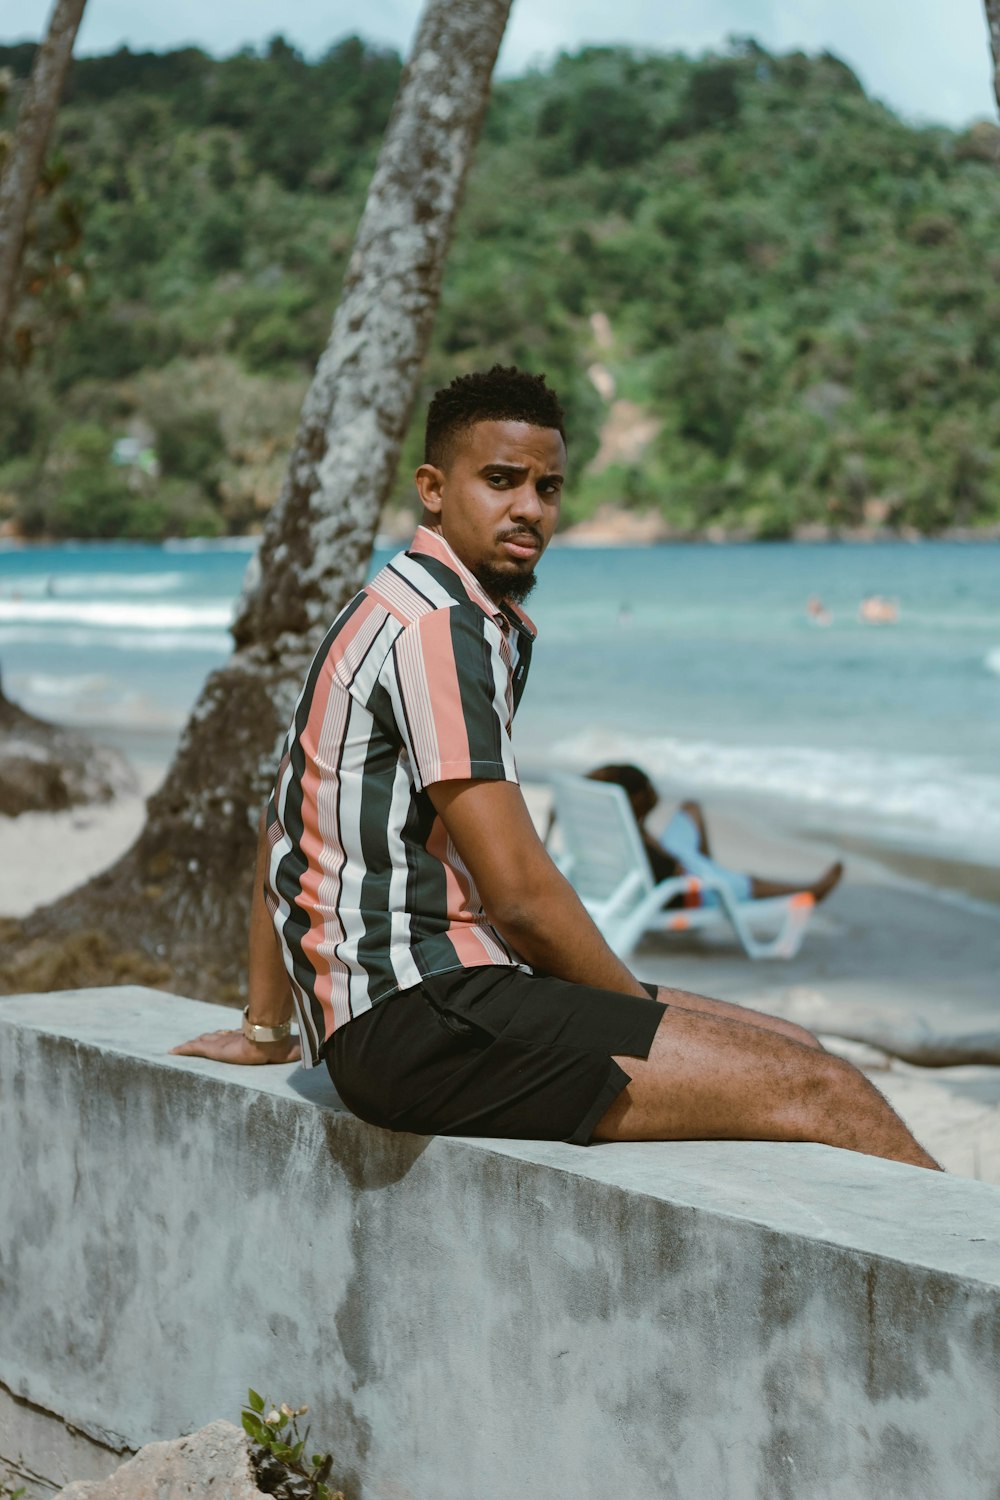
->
[[1, 761, 163, 918], [3, 757, 998, 1184], [613, 793, 1000, 1186]]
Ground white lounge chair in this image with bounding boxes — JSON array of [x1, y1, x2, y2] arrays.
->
[[548, 772, 815, 962]]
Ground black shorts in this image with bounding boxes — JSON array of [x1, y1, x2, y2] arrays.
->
[[325, 965, 665, 1146]]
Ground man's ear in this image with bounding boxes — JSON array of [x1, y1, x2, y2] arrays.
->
[[414, 462, 445, 516]]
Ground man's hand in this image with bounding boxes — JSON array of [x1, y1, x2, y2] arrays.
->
[[177, 809, 301, 1067], [170, 1028, 301, 1066]]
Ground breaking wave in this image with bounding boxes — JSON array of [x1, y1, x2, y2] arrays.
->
[[0, 599, 233, 631], [550, 728, 1000, 855]]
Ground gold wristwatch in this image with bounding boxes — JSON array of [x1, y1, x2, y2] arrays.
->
[[242, 1006, 293, 1045]]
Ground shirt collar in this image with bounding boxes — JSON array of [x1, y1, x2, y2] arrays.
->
[[408, 525, 537, 639]]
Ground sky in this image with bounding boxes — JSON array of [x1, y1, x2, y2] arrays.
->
[[5, 0, 997, 129]]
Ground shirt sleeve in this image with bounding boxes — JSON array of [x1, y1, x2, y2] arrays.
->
[[382, 605, 519, 792]]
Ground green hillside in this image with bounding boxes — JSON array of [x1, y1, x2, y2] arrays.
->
[[2, 36, 1000, 539]]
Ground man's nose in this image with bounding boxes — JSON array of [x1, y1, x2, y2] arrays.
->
[[509, 483, 543, 522]]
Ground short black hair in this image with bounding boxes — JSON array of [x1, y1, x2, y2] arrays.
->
[[424, 364, 566, 466], [587, 764, 656, 801]]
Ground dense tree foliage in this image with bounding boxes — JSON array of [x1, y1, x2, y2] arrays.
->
[[1, 35, 999, 538]]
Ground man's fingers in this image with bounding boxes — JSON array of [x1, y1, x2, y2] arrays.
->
[[170, 1029, 239, 1057], [169, 1029, 301, 1065]]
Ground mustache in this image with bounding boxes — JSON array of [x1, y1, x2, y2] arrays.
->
[[496, 524, 543, 546]]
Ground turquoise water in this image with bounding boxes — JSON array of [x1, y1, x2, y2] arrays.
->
[[2, 538, 998, 858]]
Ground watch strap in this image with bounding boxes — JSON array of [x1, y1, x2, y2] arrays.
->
[[242, 1006, 293, 1045]]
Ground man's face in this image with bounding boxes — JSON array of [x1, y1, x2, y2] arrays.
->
[[416, 419, 566, 604]]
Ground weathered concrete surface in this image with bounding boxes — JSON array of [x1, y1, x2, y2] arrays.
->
[[2, 987, 1000, 1500], [0, 1381, 132, 1499]]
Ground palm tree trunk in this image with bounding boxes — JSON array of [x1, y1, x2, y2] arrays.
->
[[7, 0, 512, 1001], [987, 0, 1000, 109], [0, 0, 87, 355]]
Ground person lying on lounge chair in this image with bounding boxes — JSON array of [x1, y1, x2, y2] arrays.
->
[[586, 764, 843, 906]]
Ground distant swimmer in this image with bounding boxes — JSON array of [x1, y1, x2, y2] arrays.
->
[[859, 594, 898, 625], [806, 594, 832, 626]]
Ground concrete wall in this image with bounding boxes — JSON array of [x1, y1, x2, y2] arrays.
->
[[2, 986, 999, 1500]]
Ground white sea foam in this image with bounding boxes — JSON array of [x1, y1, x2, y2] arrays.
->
[[986, 648, 1000, 677], [0, 625, 230, 653], [0, 571, 186, 599], [15, 672, 111, 700], [0, 599, 233, 630], [55, 571, 185, 596], [550, 728, 1000, 855]]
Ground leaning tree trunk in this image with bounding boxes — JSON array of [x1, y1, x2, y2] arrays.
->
[[6, 0, 512, 1001], [0, 0, 87, 355], [987, 0, 1000, 115]]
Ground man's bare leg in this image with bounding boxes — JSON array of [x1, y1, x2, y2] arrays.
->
[[675, 800, 843, 903], [656, 984, 824, 1049], [749, 862, 843, 903], [595, 1007, 941, 1170]]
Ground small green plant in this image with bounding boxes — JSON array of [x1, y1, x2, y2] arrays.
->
[[240, 1389, 344, 1500]]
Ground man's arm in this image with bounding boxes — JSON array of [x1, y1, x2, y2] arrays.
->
[[172, 812, 300, 1064], [427, 778, 648, 998], [244, 811, 296, 1030]]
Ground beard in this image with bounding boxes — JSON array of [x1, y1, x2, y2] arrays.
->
[[474, 560, 538, 605]]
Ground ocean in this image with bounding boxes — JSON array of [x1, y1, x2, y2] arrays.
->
[[2, 537, 998, 865]]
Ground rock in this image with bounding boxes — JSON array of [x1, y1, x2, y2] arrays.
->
[[819, 1034, 896, 1071], [767, 986, 1000, 1068], [0, 677, 136, 817], [589, 309, 614, 351], [559, 503, 671, 547], [585, 400, 661, 474], [792, 521, 832, 542], [55, 1419, 263, 1498], [586, 361, 615, 401]]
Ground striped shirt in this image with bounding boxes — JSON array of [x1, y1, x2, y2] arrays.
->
[[265, 526, 536, 1068]]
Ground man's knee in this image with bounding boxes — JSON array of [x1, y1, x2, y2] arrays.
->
[[777, 1017, 824, 1051], [774, 1050, 868, 1134]]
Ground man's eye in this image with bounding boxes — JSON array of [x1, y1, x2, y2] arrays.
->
[[487, 473, 508, 487]]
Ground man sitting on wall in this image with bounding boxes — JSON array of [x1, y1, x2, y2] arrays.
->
[[174, 365, 938, 1170]]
